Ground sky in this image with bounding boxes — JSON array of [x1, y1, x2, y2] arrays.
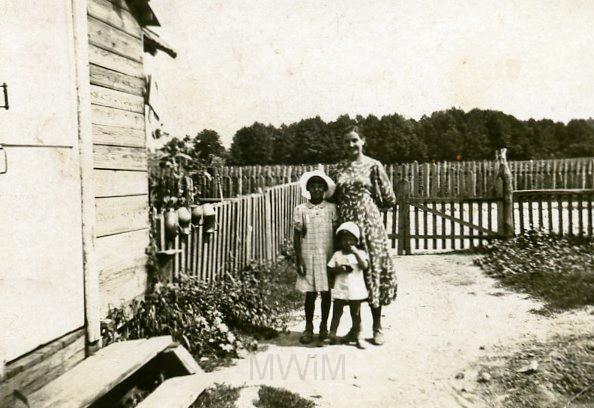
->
[[145, 0, 594, 147]]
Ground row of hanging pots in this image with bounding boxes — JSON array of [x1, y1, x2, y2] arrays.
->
[[164, 203, 216, 239]]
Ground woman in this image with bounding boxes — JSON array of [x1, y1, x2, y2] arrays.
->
[[330, 125, 398, 346]]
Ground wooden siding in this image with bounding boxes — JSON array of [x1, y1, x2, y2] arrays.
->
[[0, 330, 85, 407], [88, 0, 148, 318]]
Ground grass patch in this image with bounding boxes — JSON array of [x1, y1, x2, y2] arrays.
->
[[254, 386, 316, 408], [190, 383, 242, 408], [474, 230, 594, 311], [477, 333, 594, 407]]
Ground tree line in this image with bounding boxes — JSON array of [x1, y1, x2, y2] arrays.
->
[[156, 108, 594, 167]]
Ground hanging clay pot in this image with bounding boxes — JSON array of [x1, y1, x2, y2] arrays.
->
[[164, 209, 179, 239], [190, 204, 204, 225], [177, 207, 191, 235], [202, 203, 217, 234]]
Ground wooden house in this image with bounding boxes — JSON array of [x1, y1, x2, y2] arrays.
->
[[0, 0, 176, 404]]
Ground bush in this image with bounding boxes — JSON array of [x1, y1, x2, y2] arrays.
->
[[102, 259, 302, 367], [254, 386, 316, 408], [475, 229, 594, 311]]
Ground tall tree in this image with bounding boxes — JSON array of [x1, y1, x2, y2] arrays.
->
[[193, 129, 227, 162], [229, 122, 274, 165]]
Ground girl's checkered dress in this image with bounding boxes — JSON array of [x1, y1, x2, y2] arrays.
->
[[293, 201, 337, 292]]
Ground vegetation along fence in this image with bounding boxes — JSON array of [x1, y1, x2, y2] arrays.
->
[[153, 182, 304, 281], [197, 157, 594, 199]]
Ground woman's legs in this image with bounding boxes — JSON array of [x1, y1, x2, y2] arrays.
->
[[370, 304, 384, 345]]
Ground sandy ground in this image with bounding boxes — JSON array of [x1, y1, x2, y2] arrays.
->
[[207, 253, 594, 407]]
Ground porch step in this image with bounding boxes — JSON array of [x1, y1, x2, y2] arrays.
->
[[136, 373, 212, 408], [21, 336, 173, 408]]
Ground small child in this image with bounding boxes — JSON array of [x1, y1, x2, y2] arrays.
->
[[293, 169, 338, 344], [325, 222, 370, 349]]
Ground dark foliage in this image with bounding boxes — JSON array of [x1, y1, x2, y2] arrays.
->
[[228, 108, 594, 165], [254, 386, 316, 408], [102, 259, 302, 369], [474, 230, 594, 311]]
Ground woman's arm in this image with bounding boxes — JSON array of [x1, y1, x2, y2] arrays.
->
[[372, 162, 397, 208]]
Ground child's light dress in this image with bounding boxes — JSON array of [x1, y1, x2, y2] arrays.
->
[[327, 250, 369, 301], [293, 201, 337, 293]]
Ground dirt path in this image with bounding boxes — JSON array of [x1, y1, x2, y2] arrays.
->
[[208, 253, 594, 407]]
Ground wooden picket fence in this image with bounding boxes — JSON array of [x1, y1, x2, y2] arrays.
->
[[153, 153, 594, 281], [198, 157, 594, 199], [153, 182, 304, 281]]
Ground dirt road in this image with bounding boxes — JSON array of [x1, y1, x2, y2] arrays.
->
[[208, 253, 594, 407]]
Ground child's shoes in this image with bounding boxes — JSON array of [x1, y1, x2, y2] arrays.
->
[[322, 332, 338, 345]]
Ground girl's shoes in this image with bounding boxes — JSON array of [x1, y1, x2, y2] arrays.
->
[[322, 332, 338, 345], [318, 328, 329, 341], [372, 329, 384, 346], [299, 330, 314, 344]]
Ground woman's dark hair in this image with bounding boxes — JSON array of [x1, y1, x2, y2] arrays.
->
[[306, 175, 328, 191], [343, 125, 365, 140]]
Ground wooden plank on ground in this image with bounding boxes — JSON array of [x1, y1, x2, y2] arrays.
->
[[136, 374, 212, 408], [95, 195, 149, 237], [91, 84, 144, 113], [94, 169, 148, 197], [93, 145, 147, 171], [88, 0, 142, 39], [25, 337, 174, 408], [87, 16, 143, 62], [92, 104, 145, 129], [93, 124, 146, 148]]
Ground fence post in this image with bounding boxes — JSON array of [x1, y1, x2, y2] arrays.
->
[[397, 179, 411, 255], [496, 149, 514, 238], [263, 188, 273, 260]]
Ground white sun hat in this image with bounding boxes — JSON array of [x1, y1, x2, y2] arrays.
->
[[299, 169, 336, 200], [336, 221, 360, 241]]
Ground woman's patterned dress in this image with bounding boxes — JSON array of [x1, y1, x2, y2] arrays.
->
[[331, 156, 398, 307]]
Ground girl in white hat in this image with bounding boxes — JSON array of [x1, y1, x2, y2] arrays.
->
[[293, 169, 338, 344], [325, 221, 370, 349]]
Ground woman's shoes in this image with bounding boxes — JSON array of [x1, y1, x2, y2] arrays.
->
[[299, 330, 314, 344], [372, 329, 384, 346], [340, 329, 357, 344], [356, 338, 367, 349]]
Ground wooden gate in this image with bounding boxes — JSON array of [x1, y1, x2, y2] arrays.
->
[[387, 150, 515, 254], [386, 181, 506, 254]]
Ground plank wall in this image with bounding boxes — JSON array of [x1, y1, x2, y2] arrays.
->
[[87, 0, 149, 316]]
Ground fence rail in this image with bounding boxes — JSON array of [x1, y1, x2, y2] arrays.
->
[[153, 182, 304, 281], [196, 157, 594, 199]]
